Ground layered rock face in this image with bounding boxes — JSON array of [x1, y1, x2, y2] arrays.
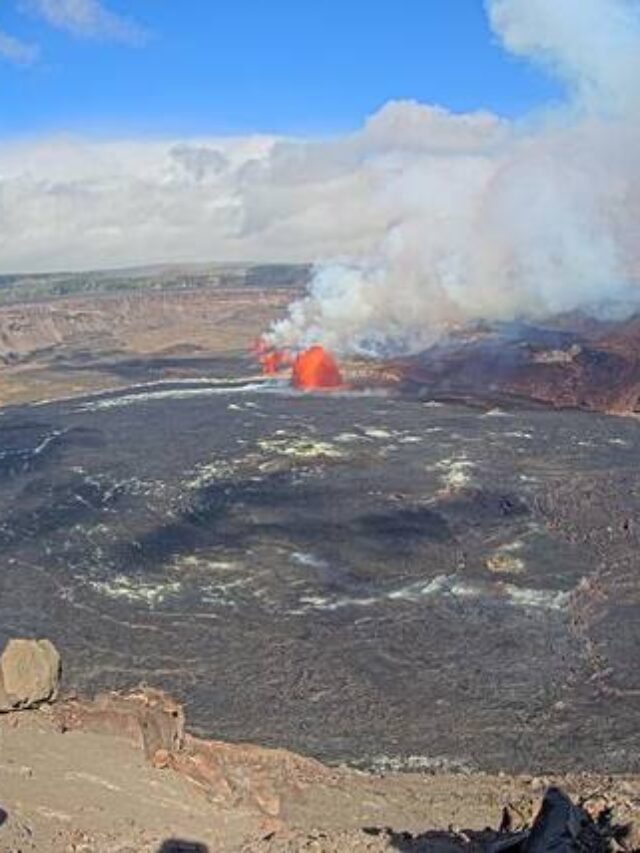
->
[[53, 688, 333, 819], [0, 284, 298, 405], [0, 288, 295, 364], [387, 316, 640, 414], [55, 688, 186, 763]]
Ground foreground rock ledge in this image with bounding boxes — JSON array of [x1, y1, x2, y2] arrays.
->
[[1, 690, 638, 852], [52, 687, 335, 819], [0, 638, 638, 850]]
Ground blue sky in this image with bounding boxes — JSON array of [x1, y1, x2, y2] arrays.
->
[[0, 0, 563, 137]]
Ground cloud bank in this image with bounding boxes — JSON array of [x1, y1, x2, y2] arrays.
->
[[1, 0, 639, 357]]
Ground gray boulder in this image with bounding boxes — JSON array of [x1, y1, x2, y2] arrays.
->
[[0, 638, 61, 712]]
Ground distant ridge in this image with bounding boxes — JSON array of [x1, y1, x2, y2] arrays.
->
[[0, 262, 311, 306]]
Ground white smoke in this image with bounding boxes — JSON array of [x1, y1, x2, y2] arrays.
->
[[266, 0, 640, 355]]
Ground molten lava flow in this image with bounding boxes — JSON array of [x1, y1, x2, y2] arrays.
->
[[261, 349, 290, 375], [253, 339, 343, 390], [292, 345, 343, 390], [253, 339, 291, 375]]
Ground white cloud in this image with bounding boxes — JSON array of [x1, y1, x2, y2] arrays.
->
[[27, 0, 147, 44], [0, 135, 278, 272], [0, 28, 39, 64]]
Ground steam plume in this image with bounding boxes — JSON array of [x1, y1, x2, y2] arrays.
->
[[265, 0, 640, 355]]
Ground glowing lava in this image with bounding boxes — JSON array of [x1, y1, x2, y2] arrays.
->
[[292, 345, 343, 390], [261, 349, 290, 375], [253, 339, 291, 375], [254, 339, 344, 390]]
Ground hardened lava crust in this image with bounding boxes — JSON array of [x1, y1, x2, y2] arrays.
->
[[0, 371, 639, 774]]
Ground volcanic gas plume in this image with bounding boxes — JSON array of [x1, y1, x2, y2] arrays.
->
[[259, 0, 640, 359]]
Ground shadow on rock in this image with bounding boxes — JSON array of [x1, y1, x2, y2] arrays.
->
[[0, 807, 7, 827], [366, 787, 632, 852], [157, 841, 208, 853]]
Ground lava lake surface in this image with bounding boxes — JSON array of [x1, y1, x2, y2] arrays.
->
[[0, 380, 639, 774]]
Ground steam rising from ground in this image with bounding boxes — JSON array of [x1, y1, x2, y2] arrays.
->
[[267, 0, 640, 354], [272, 0, 640, 352], [2, 0, 639, 355], [267, 112, 640, 355]]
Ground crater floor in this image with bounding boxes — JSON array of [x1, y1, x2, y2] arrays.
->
[[0, 378, 639, 773]]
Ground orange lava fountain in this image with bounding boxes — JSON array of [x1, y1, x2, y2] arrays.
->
[[253, 339, 344, 390], [253, 339, 291, 375], [291, 345, 343, 390]]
